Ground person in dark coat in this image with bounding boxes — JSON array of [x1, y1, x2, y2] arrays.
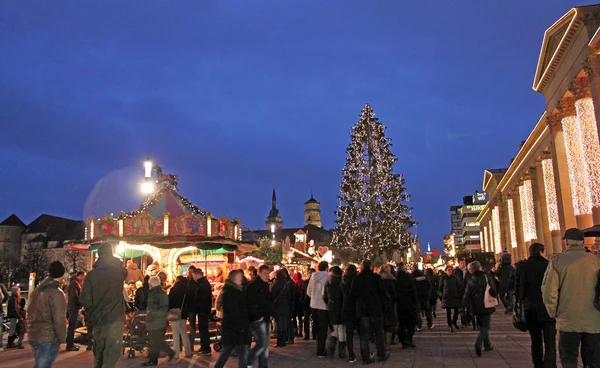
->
[[395, 262, 417, 349], [246, 265, 273, 368], [214, 270, 251, 368], [495, 253, 515, 313], [412, 267, 434, 330], [519, 243, 556, 368], [143, 276, 175, 366], [425, 268, 439, 319], [352, 260, 387, 364], [379, 265, 398, 353], [66, 271, 86, 351], [341, 264, 358, 363], [270, 268, 292, 347], [135, 275, 150, 311], [301, 269, 316, 341], [281, 268, 297, 345], [168, 276, 192, 358], [192, 269, 213, 355], [439, 265, 461, 332], [324, 266, 345, 358], [463, 261, 497, 357], [292, 272, 304, 337]]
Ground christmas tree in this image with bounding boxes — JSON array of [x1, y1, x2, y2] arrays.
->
[[332, 104, 414, 262]]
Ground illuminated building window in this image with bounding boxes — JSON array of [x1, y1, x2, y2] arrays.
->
[[507, 198, 518, 248], [541, 158, 560, 231], [575, 98, 600, 208], [562, 115, 593, 215]]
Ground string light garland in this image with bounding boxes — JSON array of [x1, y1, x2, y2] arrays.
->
[[575, 98, 600, 208], [519, 180, 537, 242], [507, 199, 518, 248], [541, 158, 560, 231], [562, 115, 593, 215], [492, 207, 502, 253], [480, 229, 485, 252]]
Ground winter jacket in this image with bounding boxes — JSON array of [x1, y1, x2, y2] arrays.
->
[[186, 276, 198, 312], [306, 271, 329, 310], [302, 278, 312, 312], [323, 274, 344, 325], [292, 281, 304, 317], [67, 279, 82, 310], [518, 256, 552, 322], [463, 270, 497, 316], [194, 277, 213, 315], [126, 263, 144, 284], [168, 279, 189, 320], [395, 270, 417, 312], [270, 277, 292, 317], [351, 268, 383, 318], [135, 285, 149, 310], [412, 269, 431, 305], [27, 278, 67, 343], [542, 245, 600, 333], [220, 280, 252, 346], [7, 295, 21, 319], [380, 272, 398, 329], [247, 276, 273, 322], [147, 286, 169, 330], [425, 270, 439, 303], [495, 263, 515, 293], [80, 255, 127, 327], [341, 275, 356, 322], [439, 274, 461, 309]]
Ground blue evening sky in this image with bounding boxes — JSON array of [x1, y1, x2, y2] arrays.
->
[[0, 1, 589, 250]]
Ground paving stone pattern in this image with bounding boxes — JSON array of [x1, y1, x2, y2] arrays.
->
[[1, 305, 582, 367]]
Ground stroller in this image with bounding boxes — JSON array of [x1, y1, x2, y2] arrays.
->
[[123, 311, 149, 359], [208, 309, 222, 352]]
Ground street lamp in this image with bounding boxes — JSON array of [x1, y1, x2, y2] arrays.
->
[[141, 158, 155, 195]]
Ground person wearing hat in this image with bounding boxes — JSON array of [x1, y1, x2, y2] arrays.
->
[[27, 261, 67, 368], [80, 242, 127, 368], [542, 228, 600, 367]]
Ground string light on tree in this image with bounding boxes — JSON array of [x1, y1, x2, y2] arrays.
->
[[575, 98, 600, 207], [492, 207, 502, 254], [541, 158, 560, 231], [562, 115, 593, 215], [507, 198, 518, 248]]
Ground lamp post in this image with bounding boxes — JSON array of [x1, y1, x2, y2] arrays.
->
[[141, 158, 154, 198]]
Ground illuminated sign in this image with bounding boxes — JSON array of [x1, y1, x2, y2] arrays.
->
[[464, 205, 486, 212]]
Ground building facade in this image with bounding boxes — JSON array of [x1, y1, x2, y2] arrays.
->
[[477, 5, 600, 261], [450, 191, 489, 252]]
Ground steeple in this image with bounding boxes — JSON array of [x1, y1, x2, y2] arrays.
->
[[304, 191, 322, 228], [266, 188, 283, 230]]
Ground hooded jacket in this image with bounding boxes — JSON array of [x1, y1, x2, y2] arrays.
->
[[27, 278, 67, 343], [306, 271, 329, 310], [126, 262, 144, 284], [147, 286, 169, 330], [542, 245, 600, 333], [80, 254, 127, 327]]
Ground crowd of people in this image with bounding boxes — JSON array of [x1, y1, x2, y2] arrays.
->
[[0, 226, 599, 368]]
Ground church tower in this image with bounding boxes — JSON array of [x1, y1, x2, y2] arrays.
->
[[265, 188, 283, 231], [304, 191, 322, 228]]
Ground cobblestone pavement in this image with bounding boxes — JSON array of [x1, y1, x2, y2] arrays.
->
[[1, 306, 581, 367]]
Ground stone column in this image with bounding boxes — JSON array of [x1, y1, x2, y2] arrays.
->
[[540, 154, 564, 255], [571, 74, 600, 229], [583, 54, 600, 149], [530, 167, 546, 248], [558, 97, 595, 249], [547, 113, 577, 232], [534, 160, 554, 256], [503, 194, 518, 258], [513, 184, 526, 261]]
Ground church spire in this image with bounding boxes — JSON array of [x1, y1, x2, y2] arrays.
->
[[266, 188, 283, 230], [272, 188, 277, 210]]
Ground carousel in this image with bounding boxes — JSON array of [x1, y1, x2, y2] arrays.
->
[[68, 160, 258, 284]]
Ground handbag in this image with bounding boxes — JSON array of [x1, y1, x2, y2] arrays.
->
[[512, 300, 528, 332], [167, 294, 186, 322], [483, 275, 499, 309]]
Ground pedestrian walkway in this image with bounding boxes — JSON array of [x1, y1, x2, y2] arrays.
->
[[0, 306, 581, 367]]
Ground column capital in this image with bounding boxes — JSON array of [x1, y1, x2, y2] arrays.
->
[[568, 76, 592, 100], [583, 54, 600, 78], [547, 112, 563, 132], [557, 96, 577, 117]]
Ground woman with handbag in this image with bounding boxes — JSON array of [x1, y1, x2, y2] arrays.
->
[[168, 276, 192, 359], [463, 261, 498, 357]]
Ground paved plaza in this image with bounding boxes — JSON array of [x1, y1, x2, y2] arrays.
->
[[1, 306, 581, 368]]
